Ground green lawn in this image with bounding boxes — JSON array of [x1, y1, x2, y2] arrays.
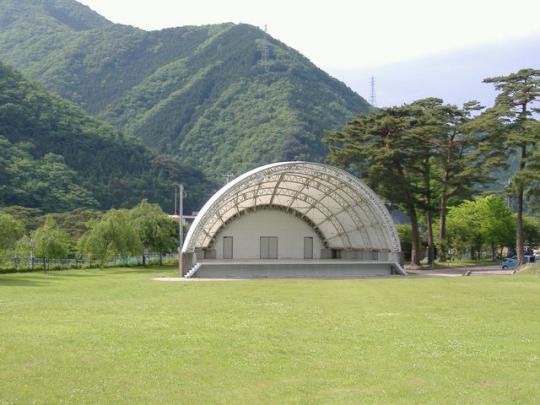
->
[[1, 268, 540, 404], [517, 263, 540, 275]]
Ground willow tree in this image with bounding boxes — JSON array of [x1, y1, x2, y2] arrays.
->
[[32, 216, 70, 270], [482, 69, 540, 265], [130, 200, 178, 265], [78, 209, 142, 268], [0, 213, 24, 252]]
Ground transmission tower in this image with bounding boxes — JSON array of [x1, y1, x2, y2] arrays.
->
[[224, 173, 235, 184], [370, 76, 376, 106], [262, 24, 269, 71]]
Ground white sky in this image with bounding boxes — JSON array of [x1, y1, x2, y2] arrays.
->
[[78, 0, 540, 70]]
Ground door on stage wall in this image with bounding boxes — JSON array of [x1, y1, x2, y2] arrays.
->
[[223, 236, 233, 259], [260, 236, 278, 259], [304, 237, 313, 259]]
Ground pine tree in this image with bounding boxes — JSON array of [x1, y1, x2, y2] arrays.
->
[[326, 104, 426, 266], [482, 69, 540, 265], [326, 99, 497, 266]]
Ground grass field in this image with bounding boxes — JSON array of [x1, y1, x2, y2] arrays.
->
[[517, 263, 540, 275], [1, 268, 540, 404]]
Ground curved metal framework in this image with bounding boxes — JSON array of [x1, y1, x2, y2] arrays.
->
[[182, 162, 401, 254]]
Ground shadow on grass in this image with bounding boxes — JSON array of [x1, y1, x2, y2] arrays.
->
[[105, 266, 177, 275], [41, 270, 104, 279], [0, 276, 49, 287], [49, 267, 177, 278], [0, 266, 177, 287]]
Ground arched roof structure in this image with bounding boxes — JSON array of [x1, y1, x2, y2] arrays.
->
[[183, 162, 401, 254]]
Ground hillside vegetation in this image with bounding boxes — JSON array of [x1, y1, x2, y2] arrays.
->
[[0, 63, 212, 213], [0, 0, 370, 179]]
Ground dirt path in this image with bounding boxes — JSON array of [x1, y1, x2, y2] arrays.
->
[[153, 265, 515, 281], [406, 265, 514, 277]]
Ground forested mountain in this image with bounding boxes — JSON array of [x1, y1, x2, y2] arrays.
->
[[0, 0, 371, 179], [0, 63, 212, 213]]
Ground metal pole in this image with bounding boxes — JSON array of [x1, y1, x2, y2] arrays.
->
[[174, 186, 177, 215], [178, 184, 184, 276], [30, 238, 34, 271]]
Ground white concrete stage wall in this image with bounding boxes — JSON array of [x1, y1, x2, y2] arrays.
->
[[213, 209, 323, 260]]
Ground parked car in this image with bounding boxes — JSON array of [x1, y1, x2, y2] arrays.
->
[[501, 257, 518, 269], [502, 254, 537, 269]]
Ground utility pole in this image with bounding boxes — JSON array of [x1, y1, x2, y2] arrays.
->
[[506, 178, 512, 209], [174, 187, 177, 215], [178, 184, 184, 276]]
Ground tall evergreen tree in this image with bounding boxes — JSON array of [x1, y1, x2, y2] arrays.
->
[[481, 69, 540, 265], [326, 98, 496, 266], [423, 100, 502, 262], [326, 104, 426, 266]]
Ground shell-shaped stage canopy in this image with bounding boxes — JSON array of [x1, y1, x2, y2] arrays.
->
[[182, 161, 401, 254]]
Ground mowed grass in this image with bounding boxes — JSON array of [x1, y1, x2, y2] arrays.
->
[[517, 263, 540, 275], [1, 268, 540, 404]]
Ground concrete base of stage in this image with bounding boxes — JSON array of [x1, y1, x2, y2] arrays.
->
[[190, 259, 406, 278]]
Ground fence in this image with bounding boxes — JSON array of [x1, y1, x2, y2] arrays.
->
[[0, 253, 178, 272]]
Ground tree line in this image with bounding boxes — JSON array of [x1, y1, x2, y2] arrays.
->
[[326, 69, 540, 266], [0, 200, 179, 270]]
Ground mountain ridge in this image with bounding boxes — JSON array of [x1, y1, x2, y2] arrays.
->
[[0, 0, 370, 179], [0, 0, 111, 31]]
